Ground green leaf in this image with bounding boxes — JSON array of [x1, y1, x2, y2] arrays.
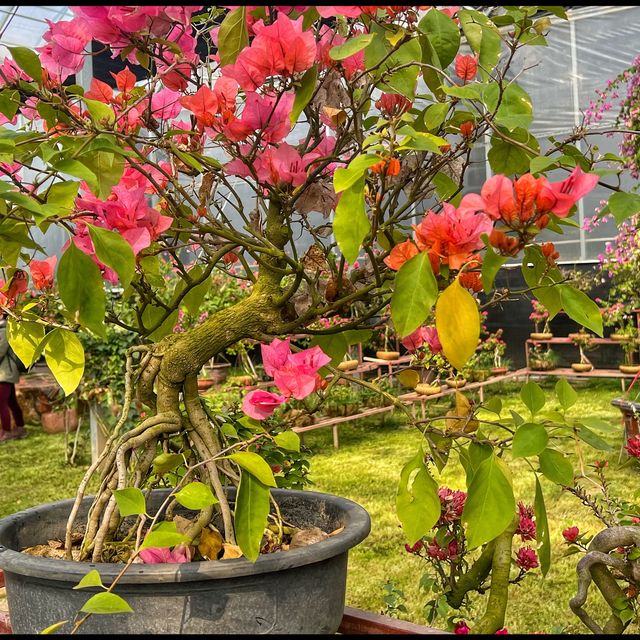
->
[[333, 176, 368, 264], [442, 84, 485, 100], [483, 397, 502, 415], [396, 449, 441, 545], [81, 151, 125, 200], [290, 65, 318, 124], [83, 99, 116, 127], [47, 181, 79, 212], [458, 11, 501, 80], [80, 592, 133, 615], [330, 33, 375, 60], [40, 621, 69, 634], [488, 135, 531, 174], [391, 252, 438, 338], [73, 569, 104, 590], [462, 453, 515, 549], [333, 154, 381, 193], [7, 319, 45, 368], [217, 7, 248, 66], [512, 423, 548, 458], [141, 524, 189, 549], [538, 448, 574, 486], [228, 451, 277, 487], [576, 426, 613, 452], [481, 244, 507, 293], [309, 329, 371, 373], [234, 470, 270, 562], [152, 452, 184, 475], [530, 155, 559, 175], [274, 431, 301, 452], [113, 487, 146, 517], [174, 482, 218, 510], [58, 241, 106, 335], [87, 224, 135, 288], [559, 285, 603, 337], [398, 130, 446, 153], [418, 9, 460, 68], [52, 159, 99, 196], [43, 328, 85, 396], [579, 416, 617, 434], [521, 246, 562, 317], [608, 192, 640, 224], [483, 82, 533, 131], [555, 378, 577, 410], [8, 46, 42, 82], [534, 476, 551, 576], [423, 103, 449, 130], [435, 278, 480, 371], [520, 381, 545, 417], [433, 172, 460, 204], [0, 89, 20, 121]]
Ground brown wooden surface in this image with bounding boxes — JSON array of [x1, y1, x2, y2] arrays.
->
[[338, 607, 448, 635]]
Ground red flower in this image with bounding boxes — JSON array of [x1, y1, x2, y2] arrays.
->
[[516, 502, 537, 542], [437, 487, 467, 524], [626, 435, 640, 459], [459, 271, 482, 292], [404, 540, 423, 554], [541, 242, 560, 265], [455, 54, 478, 81], [562, 526, 580, 543], [376, 93, 412, 117], [371, 157, 401, 176], [515, 546, 539, 571], [383, 239, 419, 271], [495, 629, 509, 634], [454, 621, 470, 634], [242, 390, 287, 420], [29, 256, 57, 290], [459, 120, 474, 137], [539, 166, 600, 217]]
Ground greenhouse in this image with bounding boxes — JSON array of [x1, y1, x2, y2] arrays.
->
[[1, 4, 640, 635]]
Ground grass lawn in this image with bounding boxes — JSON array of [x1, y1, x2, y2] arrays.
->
[[0, 377, 634, 633]]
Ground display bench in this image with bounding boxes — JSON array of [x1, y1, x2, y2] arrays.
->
[[524, 336, 639, 391], [293, 370, 524, 448]]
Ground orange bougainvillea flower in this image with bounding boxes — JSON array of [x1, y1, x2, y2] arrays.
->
[[459, 120, 474, 137], [459, 270, 483, 292], [383, 239, 419, 271], [29, 256, 57, 290], [488, 229, 520, 256], [455, 54, 478, 82], [541, 242, 560, 265], [371, 157, 401, 176]]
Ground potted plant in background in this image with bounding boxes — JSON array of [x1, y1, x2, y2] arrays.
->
[[529, 299, 553, 340], [529, 344, 559, 372], [376, 323, 400, 361], [619, 334, 640, 374], [570, 330, 595, 372]]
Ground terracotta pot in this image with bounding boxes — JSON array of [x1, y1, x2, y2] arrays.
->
[[571, 363, 593, 373], [530, 332, 553, 340], [338, 359, 359, 372], [197, 378, 216, 392], [491, 367, 508, 376], [376, 351, 400, 361], [415, 383, 442, 396], [619, 364, 640, 375], [445, 378, 467, 389], [41, 409, 78, 435], [205, 363, 232, 385], [610, 333, 628, 341]]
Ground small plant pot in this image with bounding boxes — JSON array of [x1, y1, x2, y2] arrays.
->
[[571, 363, 593, 373], [530, 361, 555, 372], [619, 364, 640, 375], [227, 375, 255, 387], [491, 367, 508, 376], [530, 332, 553, 340], [610, 332, 628, 341], [205, 363, 232, 385], [415, 383, 442, 396], [197, 378, 216, 392], [337, 359, 359, 372], [446, 378, 467, 389], [41, 409, 78, 434], [376, 351, 400, 361], [568, 332, 591, 340]]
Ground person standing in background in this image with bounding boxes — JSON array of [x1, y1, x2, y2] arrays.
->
[[0, 315, 26, 442]]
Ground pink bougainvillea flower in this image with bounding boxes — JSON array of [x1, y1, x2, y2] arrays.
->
[[453, 620, 470, 634], [316, 6, 362, 18], [316, 25, 365, 80], [112, 67, 137, 94], [29, 256, 57, 290], [261, 337, 292, 376], [2, 270, 28, 304], [180, 84, 220, 128], [413, 203, 492, 271], [254, 143, 308, 187], [515, 546, 539, 571], [150, 88, 183, 121], [222, 13, 316, 90], [37, 18, 90, 81], [84, 78, 114, 103], [541, 166, 600, 217], [495, 629, 509, 635], [139, 545, 191, 564], [423, 326, 443, 354], [272, 346, 331, 400], [401, 326, 429, 352], [242, 389, 287, 420], [383, 239, 419, 271], [376, 93, 412, 118], [236, 92, 294, 143]]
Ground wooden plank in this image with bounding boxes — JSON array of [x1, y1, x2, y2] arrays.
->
[[525, 368, 636, 378], [338, 607, 447, 635]]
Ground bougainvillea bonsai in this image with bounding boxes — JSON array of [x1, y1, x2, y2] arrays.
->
[[0, 4, 639, 634]]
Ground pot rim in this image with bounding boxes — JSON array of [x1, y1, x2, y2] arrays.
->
[[0, 488, 371, 585]]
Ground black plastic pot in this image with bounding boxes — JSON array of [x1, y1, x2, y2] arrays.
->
[[0, 488, 370, 634]]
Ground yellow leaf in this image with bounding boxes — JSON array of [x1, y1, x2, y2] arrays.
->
[[198, 527, 223, 560], [435, 278, 480, 371], [221, 543, 243, 560], [397, 369, 420, 389]]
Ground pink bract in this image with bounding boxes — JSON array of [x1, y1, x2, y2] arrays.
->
[[242, 389, 287, 420]]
